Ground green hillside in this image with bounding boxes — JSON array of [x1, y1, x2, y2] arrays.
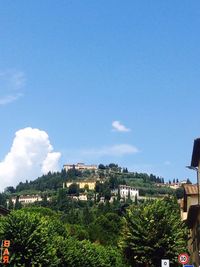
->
[[3, 163, 175, 197]]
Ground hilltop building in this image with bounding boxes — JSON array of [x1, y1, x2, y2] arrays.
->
[[63, 163, 98, 172]]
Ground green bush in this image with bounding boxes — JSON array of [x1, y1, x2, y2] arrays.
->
[[57, 237, 127, 267]]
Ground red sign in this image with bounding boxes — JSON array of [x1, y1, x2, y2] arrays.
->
[[178, 253, 189, 264]]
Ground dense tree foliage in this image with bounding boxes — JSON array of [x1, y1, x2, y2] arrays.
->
[[0, 209, 63, 266], [98, 164, 106, 169], [4, 186, 16, 194], [89, 212, 123, 245], [119, 197, 188, 267], [15, 171, 66, 192], [0, 192, 7, 208], [66, 167, 82, 180], [68, 183, 80, 195], [0, 207, 128, 266], [57, 237, 127, 267], [175, 187, 184, 199]]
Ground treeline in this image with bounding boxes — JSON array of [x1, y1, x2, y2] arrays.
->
[[138, 186, 174, 196], [117, 172, 165, 184], [98, 163, 165, 183], [14, 170, 67, 192]]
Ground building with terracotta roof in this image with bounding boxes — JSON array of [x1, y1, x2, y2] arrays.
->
[[183, 184, 198, 213], [185, 138, 200, 266]]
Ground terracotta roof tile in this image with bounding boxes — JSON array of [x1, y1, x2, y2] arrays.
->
[[183, 184, 198, 195]]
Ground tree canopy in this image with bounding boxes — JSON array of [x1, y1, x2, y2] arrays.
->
[[119, 197, 188, 267]]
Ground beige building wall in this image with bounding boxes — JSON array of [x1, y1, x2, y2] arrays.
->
[[187, 196, 198, 210], [65, 181, 96, 190], [8, 195, 47, 205], [188, 212, 200, 266]]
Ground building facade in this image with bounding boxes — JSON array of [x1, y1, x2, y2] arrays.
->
[[183, 184, 198, 213], [119, 185, 139, 200], [8, 194, 48, 205], [185, 137, 200, 266], [187, 205, 200, 266], [63, 163, 98, 172], [63, 180, 97, 190], [112, 185, 139, 200]]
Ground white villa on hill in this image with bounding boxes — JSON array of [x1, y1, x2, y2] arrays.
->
[[8, 194, 50, 206], [112, 185, 139, 200]]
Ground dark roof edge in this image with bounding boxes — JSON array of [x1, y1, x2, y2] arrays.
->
[[0, 206, 10, 215]]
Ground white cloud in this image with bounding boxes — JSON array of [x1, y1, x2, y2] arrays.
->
[[42, 152, 61, 174], [0, 127, 61, 191], [112, 121, 130, 132], [81, 144, 139, 157], [0, 70, 25, 105], [0, 93, 23, 105], [10, 71, 25, 89]]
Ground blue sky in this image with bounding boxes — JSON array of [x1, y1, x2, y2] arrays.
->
[[0, 1, 200, 189]]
